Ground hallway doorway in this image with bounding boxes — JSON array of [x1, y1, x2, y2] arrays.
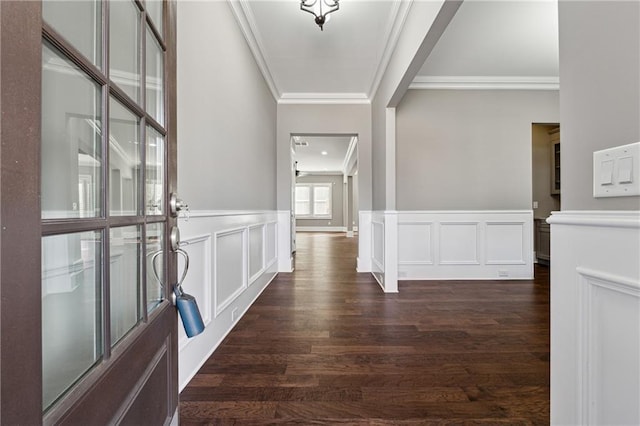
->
[[291, 135, 359, 257]]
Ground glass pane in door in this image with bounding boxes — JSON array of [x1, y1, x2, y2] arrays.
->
[[42, 231, 102, 410], [146, 26, 164, 125], [110, 225, 142, 345], [42, 43, 102, 220], [146, 222, 165, 313], [146, 126, 165, 215], [146, 0, 164, 36], [43, 0, 102, 68], [109, 97, 141, 216], [110, 0, 141, 102]]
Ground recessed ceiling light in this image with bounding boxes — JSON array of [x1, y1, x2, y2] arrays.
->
[[321, 151, 328, 155]]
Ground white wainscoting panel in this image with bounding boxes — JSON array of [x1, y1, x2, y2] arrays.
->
[[397, 211, 533, 280], [248, 224, 265, 284], [486, 222, 526, 265], [398, 222, 433, 265], [548, 210, 640, 426], [277, 210, 293, 272], [370, 211, 398, 293], [439, 222, 479, 265], [578, 268, 640, 425], [215, 228, 247, 315], [398, 210, 533, 280], [176, 211, 278, 391], [265, 222, 277, 267], [178, 234, 212, 350], [357, 211, 372, 272], [372, 220, 385, 272]]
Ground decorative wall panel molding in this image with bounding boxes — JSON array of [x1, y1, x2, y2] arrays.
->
[[372, 220, 385, 272], [357, 211, 372, 272], [176, 211, 279, 391], [398, 222, 433, 265], [578, 268, 640, 425], [214, 228, 247, 316], [485, 221, 526, 265], [371, 211, 398, 293], [178, 234, 212, 351], [397, 211, 533, 280], [248, 224, 265, 285], [439, 222, 480, 265]]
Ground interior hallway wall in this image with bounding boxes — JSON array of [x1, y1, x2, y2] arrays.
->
[[177, 1, 277, 210], [558, 0, 640, 211], [396, 89, 559, 210]]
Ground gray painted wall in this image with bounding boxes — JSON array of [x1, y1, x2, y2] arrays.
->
[[295, 174, 344, 228], [177, 1, 277, 210], [396, 89, 559, 210], [558, 0, 640, 210], [370, 1, 459, 211], [277, 104, 371, 212]]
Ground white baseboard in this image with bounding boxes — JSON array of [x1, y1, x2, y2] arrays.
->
[[296, 226, 346, 232]]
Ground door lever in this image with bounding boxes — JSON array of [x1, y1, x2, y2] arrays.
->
[[169, 193, 189, 218]]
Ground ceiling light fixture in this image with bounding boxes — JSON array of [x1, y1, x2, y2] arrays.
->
[[321, 151, 328, 155], [300, 0, 339, 31]]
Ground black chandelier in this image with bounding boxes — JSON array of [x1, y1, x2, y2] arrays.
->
[[300, 0, 339, 31]]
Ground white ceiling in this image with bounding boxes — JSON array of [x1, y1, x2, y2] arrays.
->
[[233, 0, 559, 100], [293, 135, 353, 172], [233, 0, 404, 100]]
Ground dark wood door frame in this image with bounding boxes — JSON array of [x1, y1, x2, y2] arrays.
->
[[0, 1, 179, 423], [0, 1, 44, 423]]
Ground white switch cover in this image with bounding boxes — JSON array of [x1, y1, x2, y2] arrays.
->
[[593, 142, 640, 198]]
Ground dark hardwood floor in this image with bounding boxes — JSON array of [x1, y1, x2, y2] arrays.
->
[[180, 232, 550, 425]]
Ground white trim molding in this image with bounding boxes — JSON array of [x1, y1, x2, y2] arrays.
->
[[546, 210, 640, 228], [549, 210, 640, 426], [397, 211, 533, 280], [277, 210, 293, 272], [278, 92, 370, 105], [296, 226, 346, 232], [367, 0, 413, 99], [371, 211, 399, 293], [409, 76, 560, 91]]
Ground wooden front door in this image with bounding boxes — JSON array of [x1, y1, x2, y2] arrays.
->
[[0, 0, 179, 423]]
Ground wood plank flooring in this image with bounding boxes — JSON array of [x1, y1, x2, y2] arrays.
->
[[180, 232, 550, 425]]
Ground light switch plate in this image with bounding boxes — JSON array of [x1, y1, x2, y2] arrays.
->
[[593, 142, 640, 198]]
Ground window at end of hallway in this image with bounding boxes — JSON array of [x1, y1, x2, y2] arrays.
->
[[295, 183, 332, 219]]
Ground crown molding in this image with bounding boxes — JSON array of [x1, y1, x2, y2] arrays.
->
[[228, 0, 281, 100], [278, 93, 370, 105], [368, 0, 413, 100], [409, 76, 560, 90]]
